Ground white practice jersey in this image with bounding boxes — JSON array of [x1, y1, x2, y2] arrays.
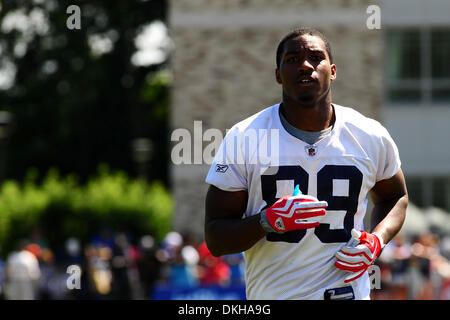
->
[[205, 103, 401, 300]]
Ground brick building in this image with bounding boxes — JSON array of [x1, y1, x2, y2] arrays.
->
[[168, 0, 450, 238]]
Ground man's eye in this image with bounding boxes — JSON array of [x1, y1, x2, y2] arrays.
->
[[311, 55, 322, 61]]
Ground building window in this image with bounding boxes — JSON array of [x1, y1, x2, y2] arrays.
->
[[405, 176, 424, 207], [405, 176, 450, 211], [385, 28, 450, 104]]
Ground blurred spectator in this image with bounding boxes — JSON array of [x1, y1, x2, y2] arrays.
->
[[197, 242, 230, 286], [110, 233, 143, 299], [155, 232, 199, 289], [137, 235, 161, 298], [156, 231, 184, 285], [407, 232, 439, 299], [427, 233, 450, 299], [110, 234, 132, 299], [4, 240, 41, 300], [376, 233, 411, 299], [162, 231, 183, 261], [1, 228, 448, 300], [169, 237, 199, 288], [222, 253, 245, 285], [84, 244, 112, 299], [38, 248, 68, 300]]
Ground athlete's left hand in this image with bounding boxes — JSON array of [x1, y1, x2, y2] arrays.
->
[[334, 229, 384, 283]]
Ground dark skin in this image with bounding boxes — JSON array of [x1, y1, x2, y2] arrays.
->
[[205, 34, 408, 257], [275, 34, 336, 131]]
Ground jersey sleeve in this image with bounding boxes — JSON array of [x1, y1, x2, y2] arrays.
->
[[205, 126, 248, 191], [376, 125, 401, 182]]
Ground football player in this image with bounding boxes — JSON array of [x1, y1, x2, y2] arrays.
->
[[204, 28, 408, 300]]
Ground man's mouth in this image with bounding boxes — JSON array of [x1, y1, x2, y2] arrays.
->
[[297, 78, 317, 86]]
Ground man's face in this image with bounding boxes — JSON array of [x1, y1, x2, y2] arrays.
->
[[276, 35, 336, 106]]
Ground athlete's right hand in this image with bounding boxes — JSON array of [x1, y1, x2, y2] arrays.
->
[[260, 194, 328, 233]]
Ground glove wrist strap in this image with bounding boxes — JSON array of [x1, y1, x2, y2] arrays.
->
[[372, 232, 385, 249], [259, 209, 282, 234]]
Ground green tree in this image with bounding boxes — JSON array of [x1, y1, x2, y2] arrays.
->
[[0, 166, 173, 254], [0, 0, 171, 184]]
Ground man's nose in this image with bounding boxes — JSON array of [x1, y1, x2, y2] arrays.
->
[[298, 59, 314, 71]]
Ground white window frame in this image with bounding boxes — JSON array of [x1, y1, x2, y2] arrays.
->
[[384, 27, 450, 106]]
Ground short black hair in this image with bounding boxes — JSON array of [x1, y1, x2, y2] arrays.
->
[[276, 28, 333, 68]]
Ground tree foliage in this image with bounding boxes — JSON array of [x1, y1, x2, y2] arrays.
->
[[0, 165, 173, 255], [0, 0, 170, 184]]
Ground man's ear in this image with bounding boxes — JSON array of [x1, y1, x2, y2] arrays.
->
[[330, 64, 337, 82], [275, 69, 282, 84]]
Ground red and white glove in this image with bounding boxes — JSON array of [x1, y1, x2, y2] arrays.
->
[[335, 229, 385, 283], [260, 194, 328, 233]]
